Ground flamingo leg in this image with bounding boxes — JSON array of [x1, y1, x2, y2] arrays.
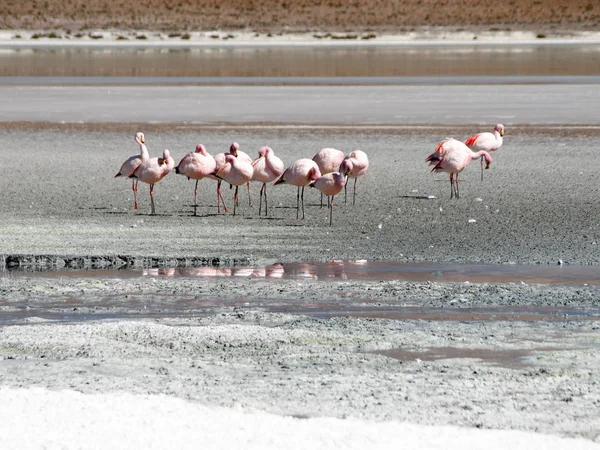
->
[[329, 195, 335, 226], [301, 186, 306, 220], [193, 180, 199, 216], [480, 156, 484, 182], [233, 186, 239, 216], [132, 180, 139, 210], [258, 183, 264, 215], [217, 180, 229, 214], [264, 183, 268, 216], [247, 181, 252, 207], [353, 177, 357, 206], [149, 183, 156, 215], [344, 178, 349, 204], [449, 174, 455, 199], [456, 174, 460, 199], [320, 192, 324, 208], [296, 186, 300, 220]]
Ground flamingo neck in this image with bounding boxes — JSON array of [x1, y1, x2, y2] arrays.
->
[[470, 150, 491, 162], [139, 143, 149, 159]]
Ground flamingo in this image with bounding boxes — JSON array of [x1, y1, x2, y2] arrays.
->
[[229, 142, 254, 207], [251, 146, 284, 216], [274, 158, 321, 220], [465, 124, 505, 181], [129, 149, 175, 214], [312, 147, 345, 207], [341, 150, 369, 205], [426, 138, 492, 199], [174, 144, 216, 216], [212, 154, 254, 216], [114, 132, 148, 210], [308, 159, 351, 226]]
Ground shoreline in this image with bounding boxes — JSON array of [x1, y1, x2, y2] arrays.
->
[[3, 28, 600, 47]]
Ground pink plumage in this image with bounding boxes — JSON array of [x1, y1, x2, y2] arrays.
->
[[465, 124, 505, 181], [213, 154, 254, 216], [251, 146, 285, 216], [312, 147, 345, 207], [341, 150, 369, 205], [130, 149, 174, 214], [115, 132, 148, 210], [426, 137, 492, 199], [308, 160, 351, 226], [275, 158, 321, 220], [175, 144, 217, 216]]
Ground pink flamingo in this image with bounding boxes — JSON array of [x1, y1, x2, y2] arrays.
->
[[465, 124, 505, 181], [208, 143, 253, 214], [274, 158, 321, 220], [174, 144, 217, 216], [230, 142, 254, 207], [129, 149, 175, 214], [312, 147, 345, 207], [308, 159, 351, 226], [426, 138, 492, 199], [213, 154, 254, 216], [251, 146, 284, 216], [114, 132, 148, 210], [341, 150, 369, 205]]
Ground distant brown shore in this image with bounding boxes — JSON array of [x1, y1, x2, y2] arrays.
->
[[1, 0, 598, 33]]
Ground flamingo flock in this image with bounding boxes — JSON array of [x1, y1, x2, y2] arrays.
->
[[426, 124, 505, 199], [115, 124, 505, 223], [116, 134, 369, 225]]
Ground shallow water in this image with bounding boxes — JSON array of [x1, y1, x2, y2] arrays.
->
[[10, 260, 600, 285], [1, 43, 600, 78], [4, 261, 599, 324]]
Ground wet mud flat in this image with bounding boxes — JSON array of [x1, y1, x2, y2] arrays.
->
[[2, 259, 600, 442], [0, 297, 599, 441]]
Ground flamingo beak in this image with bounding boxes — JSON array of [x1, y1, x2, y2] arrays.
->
[[500, 130, 504, 137], [141, 136, 145, 143], [485, 161, 491, 169]]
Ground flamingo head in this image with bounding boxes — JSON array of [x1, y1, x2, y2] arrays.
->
[[135, 132, 145, 144], [229, 142, 240, 157], [195, 144, 206, 154], [495, 124, 505, 137], [307, 166, 321, 182], [339, 159, 352, 176], [160, 149, 171, 165], [257, 146, 272, 158]]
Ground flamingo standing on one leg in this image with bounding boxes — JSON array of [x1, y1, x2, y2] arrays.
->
[[114, 132, 148, 210], [251, 146, 284, 216], [312, 147, 345, 208], [308, 159, 351, 226], [129, 149, 175, 214], [425, 138, 492, 199], [212, 154, 254, 216], [174, 144, 216, 216], [274, 158, 321, 220], [464, 124, 505, 181], [340, 150, 369, 205]]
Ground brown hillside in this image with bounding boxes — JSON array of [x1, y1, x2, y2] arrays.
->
[[1, 0, 598, 32]]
